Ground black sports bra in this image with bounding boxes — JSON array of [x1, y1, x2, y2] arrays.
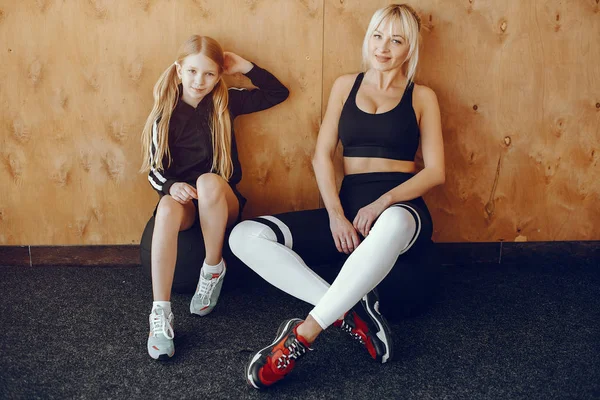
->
[[338, 73, 420, 162]]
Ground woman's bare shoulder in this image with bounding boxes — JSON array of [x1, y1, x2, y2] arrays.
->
[[412, 82, 438, 105], [330, 73, 361, 103]]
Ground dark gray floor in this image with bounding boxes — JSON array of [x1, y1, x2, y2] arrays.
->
[[1, 260, 599, 400]]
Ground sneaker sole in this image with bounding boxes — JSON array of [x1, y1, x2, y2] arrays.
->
[[245, 318, 302, 389], [362, 295, 393, 363], [148, 348, 175, 361], [157, 352, 174, 361], [190, 306, 214, 317]]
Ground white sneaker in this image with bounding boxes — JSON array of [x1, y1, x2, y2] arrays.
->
[[190, 266, 226, 316], [147, 306, 175, 360]]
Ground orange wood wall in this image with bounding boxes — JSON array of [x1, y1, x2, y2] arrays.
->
[[1, 0, 598, 244]]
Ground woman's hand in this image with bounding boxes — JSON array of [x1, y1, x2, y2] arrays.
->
[[329, 212, 361, 254], [222, 52, 253, 75], [169, 182, 198, 204], [353, 198, 388, 237]]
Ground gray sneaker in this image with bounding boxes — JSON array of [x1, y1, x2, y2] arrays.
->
[[190, 266, 226, 316], [147, 306, 175, 360]]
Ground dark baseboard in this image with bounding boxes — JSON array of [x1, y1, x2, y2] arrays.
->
[[436, 241, 600, 266], [435, 241, 599, 266], [0, 246, 31, 267], [436, 243, 501, 265], [0, 242, 598, 268], [0, 245, 140, 267]]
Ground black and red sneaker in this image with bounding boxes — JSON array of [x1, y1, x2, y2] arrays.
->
[[245, 318, 312, 389], [334, 290, 393, 363]]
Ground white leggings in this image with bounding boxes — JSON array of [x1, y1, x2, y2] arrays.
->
[[229, 205, 420, 329]]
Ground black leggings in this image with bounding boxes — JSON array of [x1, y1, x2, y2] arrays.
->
[[265, 172, 432, 265], [229, 172, 440, 322]]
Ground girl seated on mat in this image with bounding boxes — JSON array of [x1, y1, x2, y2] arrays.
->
[[140, 34, 288, 360]]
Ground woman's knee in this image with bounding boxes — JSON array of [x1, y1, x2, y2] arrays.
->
[[229, 219, 279, 252], [196, 173, 226, 207], [372, 206, 417, 236]]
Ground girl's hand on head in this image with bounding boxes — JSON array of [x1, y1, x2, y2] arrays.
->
[[222, 52, 253, 75], [329, 213, 361, 254], [353, 198, 387, 238], [169, 182, 198, 205]]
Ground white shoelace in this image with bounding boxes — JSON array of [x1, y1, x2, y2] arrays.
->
[[196, 274, 219, 305], [340, 321, 365, 344], [151, 310, 174, 340], [275, 339, 309, 370]]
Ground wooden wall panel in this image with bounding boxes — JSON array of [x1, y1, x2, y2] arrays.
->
[[0, 0, 322, 245], [0, 0, 598, 245], [323, 0, 599, 242]]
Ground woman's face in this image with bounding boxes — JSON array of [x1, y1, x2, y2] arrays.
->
[[368, 18, 410, 72], [177, 53, 220, 105]]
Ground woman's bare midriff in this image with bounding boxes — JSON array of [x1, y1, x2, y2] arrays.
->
[[343, 157, 417, 175]]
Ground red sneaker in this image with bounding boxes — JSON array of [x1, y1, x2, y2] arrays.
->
[[245, 318, 312, 389], [334, 290, 393, 363]]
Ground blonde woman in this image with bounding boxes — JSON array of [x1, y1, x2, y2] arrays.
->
[[229, 4, 444, 388], [140, 35, 288, 360]]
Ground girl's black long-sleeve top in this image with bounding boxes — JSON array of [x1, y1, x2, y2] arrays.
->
[[147, 63, 289, 197]]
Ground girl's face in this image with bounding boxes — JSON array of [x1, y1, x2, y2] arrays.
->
[[368, 18, 410, 72], [177, 53, 221, 105]]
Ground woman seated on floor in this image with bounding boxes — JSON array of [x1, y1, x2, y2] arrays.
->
[[229, 3, 445, 389]]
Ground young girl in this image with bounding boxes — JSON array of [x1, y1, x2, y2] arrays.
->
[[140, 35, 288, 360], [229, 4, 444, 388]]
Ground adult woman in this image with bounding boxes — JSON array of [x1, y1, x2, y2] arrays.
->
[[229, 4, 444, 388]]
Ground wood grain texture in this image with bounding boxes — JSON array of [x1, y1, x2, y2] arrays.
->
[[0, 0, 322, 244], [0, 0, 598, 244]]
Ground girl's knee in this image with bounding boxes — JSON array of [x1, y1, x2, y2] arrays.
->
[[155, 196, 185, 222], [196, 173, 225, 206]]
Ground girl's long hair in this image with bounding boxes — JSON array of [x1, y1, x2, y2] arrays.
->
[[141, 35, 233, 180]]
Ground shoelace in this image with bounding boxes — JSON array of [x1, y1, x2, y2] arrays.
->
[[340, 321, 365, 345], [275, 339, 308, 370], [151, 310, 174, 340], [196, 274, 219, 305]]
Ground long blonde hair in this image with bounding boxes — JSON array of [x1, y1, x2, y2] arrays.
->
[[141, 35, 233, 180], [361, 4, 422, 83]]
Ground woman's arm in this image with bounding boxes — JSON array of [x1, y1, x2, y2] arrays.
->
[[224, 52, 289, 117], [313, 74, 361, 254], [352, 85, 445, 237]]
